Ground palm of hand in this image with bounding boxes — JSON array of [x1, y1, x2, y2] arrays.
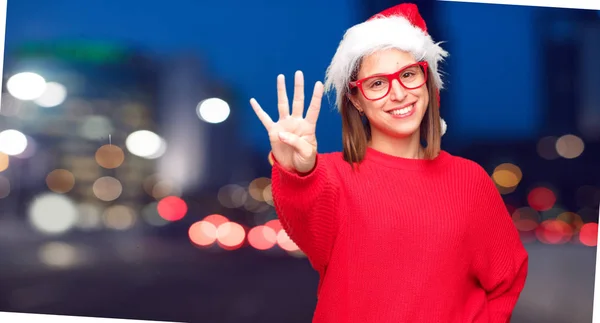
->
[[251, 71, 324, 174], [268, 116, 317, 172]]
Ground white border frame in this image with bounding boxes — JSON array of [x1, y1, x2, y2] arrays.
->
[[0, 0, 597, 322]]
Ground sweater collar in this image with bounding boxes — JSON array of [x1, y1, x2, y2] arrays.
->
[[364, 147, 451, 170]]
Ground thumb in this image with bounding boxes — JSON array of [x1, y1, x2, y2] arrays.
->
[[278, 132, 314, 159]]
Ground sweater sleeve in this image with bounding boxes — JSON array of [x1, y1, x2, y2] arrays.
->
[[470, 168, 529, 323], [270, 153, 341, 272]]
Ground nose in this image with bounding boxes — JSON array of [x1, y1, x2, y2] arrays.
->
[[389, 79, 408, 101]]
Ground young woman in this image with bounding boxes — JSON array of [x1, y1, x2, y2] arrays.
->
[[250, 3, 528, 323]]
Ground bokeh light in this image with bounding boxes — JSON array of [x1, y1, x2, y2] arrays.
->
[[103, 205, 137, 230], [556, 212, 584, 233], [157, 196, 187, 221], [46, 169, 76, 193], [276, 229, 299, 252], [189, 221, 218, 247], [92, 176, 123, 201], [555, 134, 584, 159], [125, 130, 166, 159], [216, 222, 246, 250], [218, 184, 248, 208], [512, 207, 540, 232], [95, 144, 125, 169], [38, 242, 81, 269], [27, 193, 78, 235], [537, 136, 559, 160], [0, 153, 9, 172], [78, 115, 115, 141], [6, 72, 47, 100], [13, 135, 37, 159], [0, 129, 28, 156], [527, 186, 556, 211], [197, 98, 230, 124], [248, 177, 271, 202], [492, 163, 522, 194], [34, 82, 68, 107], [535, 219, 573, 245], [248, 225, 277, 250], [76, 203, 103, 230], [203, 214, 229, 227], [579, 223, 598, 247]]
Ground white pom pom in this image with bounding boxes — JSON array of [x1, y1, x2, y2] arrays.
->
[[440, 117, 447, 136]]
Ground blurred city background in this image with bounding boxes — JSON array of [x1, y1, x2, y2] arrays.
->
[[0, 1, 598, 323]]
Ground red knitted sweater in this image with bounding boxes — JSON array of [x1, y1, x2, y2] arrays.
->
[[271, 147, 528, 323]]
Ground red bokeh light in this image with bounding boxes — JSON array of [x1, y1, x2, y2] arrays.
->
[[203, 213, 229, 227], [579, 222, 598, 247], [265, 219, 283, 233], [157, 196, 188, 221], [527, 187, 556, 211], [535, 219, 573, 245], [248, 225, 277, 250]]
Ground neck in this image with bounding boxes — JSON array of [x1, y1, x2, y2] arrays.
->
[[369, 129, 423, 159]]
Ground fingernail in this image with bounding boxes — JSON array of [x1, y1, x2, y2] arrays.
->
[[279, 132, 288, 141]]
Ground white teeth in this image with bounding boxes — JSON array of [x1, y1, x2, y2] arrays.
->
[[389, 105, 413, 115]]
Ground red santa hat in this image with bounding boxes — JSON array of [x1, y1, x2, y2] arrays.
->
[[324, 3, 449, 135]]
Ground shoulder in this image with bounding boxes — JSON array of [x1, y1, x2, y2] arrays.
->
[[316, 151, 354, 178], [442, 152, 495, 189], [317, 151, 348, 172]]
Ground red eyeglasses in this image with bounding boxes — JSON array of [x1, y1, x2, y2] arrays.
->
[[349, 61, 429, 101]]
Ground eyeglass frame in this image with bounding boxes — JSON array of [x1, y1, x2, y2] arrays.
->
[[348, 61, 429, 101]]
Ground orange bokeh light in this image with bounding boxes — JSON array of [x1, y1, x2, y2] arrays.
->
[[188, 221, 217, 247], [277, 229, 299, 252], [217, 222, 246, 250]]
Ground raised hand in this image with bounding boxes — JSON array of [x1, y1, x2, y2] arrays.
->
[[250, 71, 324, 174]]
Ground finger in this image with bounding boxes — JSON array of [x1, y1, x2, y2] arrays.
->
[[291, 70, 305, 118], [305, 81, 324, 125], [278, 132, 314, 159], [250, 98, 275, 130], [276, 74, 290, 119]]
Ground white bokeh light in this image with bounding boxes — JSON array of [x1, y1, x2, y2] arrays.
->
[[0, 129, 28, 156], [197, 98, 230, 124], [6, 72, 47, 101], [34, 82, 68, 107], [28, 193, 78, 235], [125, 130, 166, 159]]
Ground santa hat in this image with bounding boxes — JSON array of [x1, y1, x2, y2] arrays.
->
[[324, 3, 449, 136]]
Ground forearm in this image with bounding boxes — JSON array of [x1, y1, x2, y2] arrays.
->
[[271, 154, 340, 271], [486, 249, 528, 323]]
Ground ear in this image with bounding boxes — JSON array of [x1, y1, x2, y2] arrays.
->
[[346, 92, 362, 113]]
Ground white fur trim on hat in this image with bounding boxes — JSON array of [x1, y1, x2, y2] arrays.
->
[[324, 15, 449, 111], [440, 117, 447, 136]]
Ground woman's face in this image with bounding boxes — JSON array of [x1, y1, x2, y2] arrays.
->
[[349, 49, 429, 140]]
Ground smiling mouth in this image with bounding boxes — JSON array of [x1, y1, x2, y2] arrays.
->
[[387, 104, 414, 116]]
